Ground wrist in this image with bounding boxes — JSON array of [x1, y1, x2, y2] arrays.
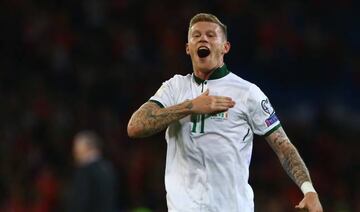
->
[[184, 100, 194, 113], [300, 181, 317, 195]]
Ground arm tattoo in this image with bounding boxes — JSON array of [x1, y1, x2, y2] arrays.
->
[[128, 101, 193, 138], [266, 127, 311, 187]]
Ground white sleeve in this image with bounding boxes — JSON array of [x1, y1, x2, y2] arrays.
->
[[149, 76, 178, 108], [246, 84, 281, 136]]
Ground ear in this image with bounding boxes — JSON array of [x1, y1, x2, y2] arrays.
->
[[223, 41, 231, 54], [185, 43, 190, 55]]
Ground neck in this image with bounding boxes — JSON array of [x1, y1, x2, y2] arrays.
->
[[194, 62, 224, 80]]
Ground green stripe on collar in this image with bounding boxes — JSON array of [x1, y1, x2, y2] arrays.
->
[[193, 64, 230, 85]]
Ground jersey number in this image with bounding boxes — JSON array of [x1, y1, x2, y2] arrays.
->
[[191, 114, 205, 133]]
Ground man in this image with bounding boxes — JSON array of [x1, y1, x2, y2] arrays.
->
[[70, 130, 117, 212], [127, 13, 323, 212]]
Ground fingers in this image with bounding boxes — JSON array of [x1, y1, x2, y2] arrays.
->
[[209, 100, 235, 113], [213, 96, 235, 109], [295, 202, 305, 209], [295, 194, 322, 212], [206, 96, 235, 113], [200, 90, 232, 104], [215, 101, 235, 110], [215, 97, 235, 105], [295, 201, 307, 212], [193, 91, 235, 113]]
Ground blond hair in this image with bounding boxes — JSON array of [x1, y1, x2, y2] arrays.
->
[[189, 13, 228, 39]]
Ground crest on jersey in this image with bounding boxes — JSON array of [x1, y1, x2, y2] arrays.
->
[[209, 111, 228, 120], [261, 99, 274, 115]]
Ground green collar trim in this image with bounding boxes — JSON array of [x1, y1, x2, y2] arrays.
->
[[193, 64, 230, 84]]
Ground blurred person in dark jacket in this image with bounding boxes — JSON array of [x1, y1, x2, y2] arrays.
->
[[69, 130, 117, 212]]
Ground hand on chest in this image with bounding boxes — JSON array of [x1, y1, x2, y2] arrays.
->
[[182, 83, 246, 134]]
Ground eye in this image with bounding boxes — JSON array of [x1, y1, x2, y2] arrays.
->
[[207, 32, 216, 37]]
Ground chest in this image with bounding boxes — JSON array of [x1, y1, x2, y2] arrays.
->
[[175, 81, 248, 135]]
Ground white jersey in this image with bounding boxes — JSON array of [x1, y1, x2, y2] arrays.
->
[[149, 65, 280, 212]]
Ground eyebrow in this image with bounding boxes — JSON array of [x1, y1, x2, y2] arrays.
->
[[191, 29, 217, 35]]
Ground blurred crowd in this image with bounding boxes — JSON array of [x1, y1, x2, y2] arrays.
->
[[0, 0, 359, 211]]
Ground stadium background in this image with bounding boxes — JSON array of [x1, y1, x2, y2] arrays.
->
[[0, 0, 359, 211]]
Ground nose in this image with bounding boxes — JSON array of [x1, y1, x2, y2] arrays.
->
[[199, 35, 209, 43]]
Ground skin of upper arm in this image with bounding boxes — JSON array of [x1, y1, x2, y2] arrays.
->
[[127, 101, 161, 138], [264, 126, 292, 159], [127, 100, 193, 138]]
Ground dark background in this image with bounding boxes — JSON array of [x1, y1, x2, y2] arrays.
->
[[0, 0, 359, 211]]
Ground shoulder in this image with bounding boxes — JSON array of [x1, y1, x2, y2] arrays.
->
[[225, 73, 268, 104], [162, 74, 192, 90], [226, 73, 253, 88], [225, 72, 260, 94], [166, 73, 192, 84]]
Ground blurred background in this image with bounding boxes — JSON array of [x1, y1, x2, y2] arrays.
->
[[0, 0, 359, 211]]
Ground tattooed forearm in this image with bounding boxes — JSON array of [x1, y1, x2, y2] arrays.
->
[[127, 101, 193, 138], [265, 127, 311, 187]]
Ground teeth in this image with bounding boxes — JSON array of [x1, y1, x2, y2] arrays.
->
[[199, 47, 209, 50]]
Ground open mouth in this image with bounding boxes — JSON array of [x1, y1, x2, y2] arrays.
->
[[197, 46, 210, 58]]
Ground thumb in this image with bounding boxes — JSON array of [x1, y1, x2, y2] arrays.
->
[[295, 201, 305, 209], [202, 89, 209, 96]]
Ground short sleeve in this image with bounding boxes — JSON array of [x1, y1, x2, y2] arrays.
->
[[149, 76, 178, 108], [246, 84, 281, 136]]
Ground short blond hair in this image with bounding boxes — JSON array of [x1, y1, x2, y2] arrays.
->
[[189, 13, 228, 39]]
